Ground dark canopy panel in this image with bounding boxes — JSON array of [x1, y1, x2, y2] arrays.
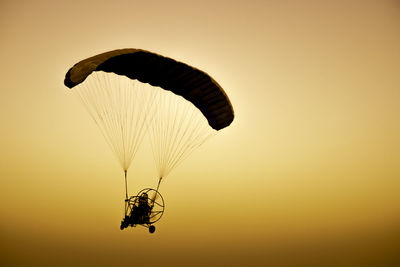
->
[[64, 49, 234, 130]]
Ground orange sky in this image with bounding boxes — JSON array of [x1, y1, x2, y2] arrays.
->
[[1, 0, 400, 266]]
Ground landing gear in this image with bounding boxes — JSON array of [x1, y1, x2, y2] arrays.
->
[[149, 225, 155, 233]]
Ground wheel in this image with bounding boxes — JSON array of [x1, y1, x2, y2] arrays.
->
[[149, 225, 156, 233]]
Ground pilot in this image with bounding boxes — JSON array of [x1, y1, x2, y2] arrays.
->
[[137, 193, 151, 223]]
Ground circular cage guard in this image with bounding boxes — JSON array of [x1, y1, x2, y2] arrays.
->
[[127, 188, 165, 224]]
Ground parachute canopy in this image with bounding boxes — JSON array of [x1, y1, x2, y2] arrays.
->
[[64, 48, 234, 130], [65, 48, 234, 179]]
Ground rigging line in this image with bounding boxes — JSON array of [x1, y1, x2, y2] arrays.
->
[[158, 95, 170, 176], [92, 73, 120, 161], [161, 92, 176, 173], [127, 81, 146, 167], [74, 84, 96, 123], [84, 84, 100, 120], [112, 74, 128, 168], [164, 93, 184, 172], [114, 73, 125, 167], [168, 96, 194, 161], [124, 81, 136, 168], [167, 130, 215, 177], [147, 88, 215, 178], [126, 79, 139, 163], [98, 73, 128, 168], [165, 115, 213, 175], [131, 82, 158, 170], [124, 80, 134, 168], [77, 73, 123, 169], [152, 91, 163, 176], [119, 78, 129, 167], [79, 85, 101, 128], [163, 105, 202, 171], [111, 74, 135, 169], [124, 80, 138, 168], [147, 99, 162, 177], [128, 82, 154, 164], [101, 80, 125, 167], [112, 74, 129, 167], [105, 73, 121, 164], [140, 85, 160, 148], [156, 177, 162, 192], [76, 78, 121, 163], [150, 177, 163, 205], [157, 92, 169, 175], [157, 89, 175, 177], [151, 105, 161, 175], [161, 94, 183, 175], [138, 87, 153, 150], [147, 97, 158, 173], [127, 81, 142, 160], [126, 82, 149, 168], [124, 170, 128, 200], [120, 76, 131, 169], [164, 101, 198, 165], [158, 91, 166, 175]]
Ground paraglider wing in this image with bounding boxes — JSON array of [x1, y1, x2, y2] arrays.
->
[[64, 48, 234, 130]]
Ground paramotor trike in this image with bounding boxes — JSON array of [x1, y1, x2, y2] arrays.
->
[[120, 188, 165, 233]]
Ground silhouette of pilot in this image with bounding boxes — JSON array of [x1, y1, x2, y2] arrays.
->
[[131, 192, 152, 224]]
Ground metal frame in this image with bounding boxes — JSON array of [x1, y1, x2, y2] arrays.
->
[[122, 188, 165, 229]]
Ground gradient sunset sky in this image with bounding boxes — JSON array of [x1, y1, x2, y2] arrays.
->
[[1, 0, 399, 266]]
